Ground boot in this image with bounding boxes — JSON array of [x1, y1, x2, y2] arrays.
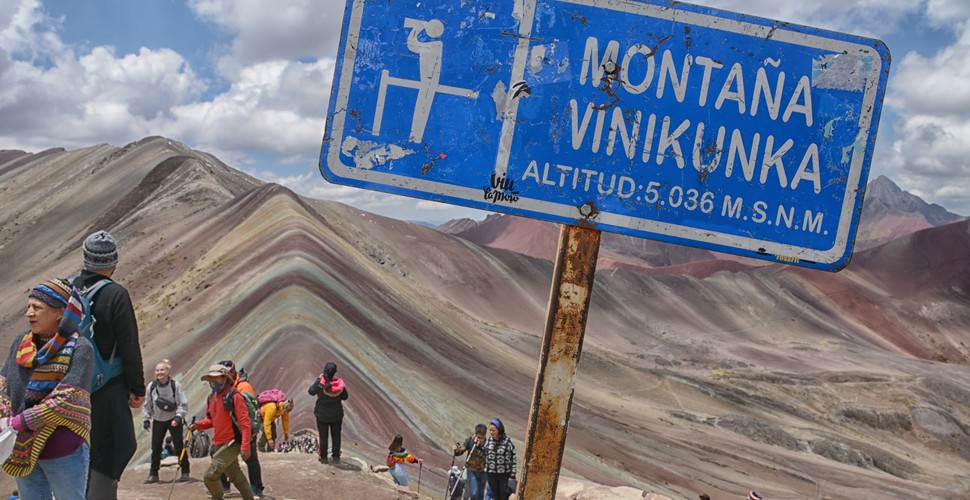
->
[[144, 474, 159, 484], [178, 471, 190, 482]]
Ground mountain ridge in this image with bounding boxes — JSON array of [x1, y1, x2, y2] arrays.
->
[[1, 138, 969, 498]]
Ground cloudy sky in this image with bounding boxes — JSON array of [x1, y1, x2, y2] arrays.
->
[[1, 0, 968, 222]]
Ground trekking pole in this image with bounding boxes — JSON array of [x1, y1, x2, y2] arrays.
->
[[445, 445, 456, 500], [167, 416, 194, 500], [417, 460, 423, 495]]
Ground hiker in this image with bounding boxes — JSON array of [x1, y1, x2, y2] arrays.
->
[[217, 360, 265, 497], [308, 361, 348, 464], [386, 434, 422, 486], [188, 364, 255, 500], [258, 394, 293, 452], [483, 418, 517, 500], [77, 231, 146, 500], [142, 358, 189, 484], [452, 424, 488, 500], [0, 278, 95, 499], [232, 365, 255, 395]]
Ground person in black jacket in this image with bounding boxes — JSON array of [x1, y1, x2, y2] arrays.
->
[[77, 230, 146, 500], [307, 362, 348, 464]]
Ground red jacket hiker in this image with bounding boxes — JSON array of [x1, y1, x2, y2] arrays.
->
[[194, 383, 252, 454]]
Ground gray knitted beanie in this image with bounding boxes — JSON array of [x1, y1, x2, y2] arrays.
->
[[83, 230, 119, 270]]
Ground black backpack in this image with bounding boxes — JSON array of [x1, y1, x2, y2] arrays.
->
[[189, 431, 211, 458]]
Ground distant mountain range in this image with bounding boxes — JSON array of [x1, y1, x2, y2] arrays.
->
[[1, 137, 969, 498]]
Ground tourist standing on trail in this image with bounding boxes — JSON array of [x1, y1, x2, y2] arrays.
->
[[0, 278, 94, 499], [78, 231, 146, 500], [189, 364, 255, 500], [386, 434, 422, 487], [452, 423, 488, 500], [483, 418, 517, 500], [218, 360, 265, 497], [142, 359, 189, 484], [308, 362, 348, 464]]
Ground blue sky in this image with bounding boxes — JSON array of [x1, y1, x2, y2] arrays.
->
[[1, 0, 969, 223]]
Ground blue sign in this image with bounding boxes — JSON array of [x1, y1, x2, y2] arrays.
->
[[320, 0, 890, 271]]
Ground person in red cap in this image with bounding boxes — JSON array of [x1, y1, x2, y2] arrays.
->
[[189, 364, 254, 500]]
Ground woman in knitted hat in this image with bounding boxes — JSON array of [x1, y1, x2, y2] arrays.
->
[[308, 361, 349, 464], [0, 278, 95, 499]]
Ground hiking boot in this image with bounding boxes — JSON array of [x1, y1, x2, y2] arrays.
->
[[251, 485, 264, 497], [178, 472, 190, 482], [332, 456, 341, 464], [144, 474, 159, 484], [318, 457, 329, 464]]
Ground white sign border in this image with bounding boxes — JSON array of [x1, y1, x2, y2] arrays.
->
[[325, 0, 886, 268]]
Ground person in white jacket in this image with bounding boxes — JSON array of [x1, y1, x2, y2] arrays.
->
[[142, 359, 189, 483]]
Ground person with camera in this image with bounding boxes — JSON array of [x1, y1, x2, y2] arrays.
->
[[142, 359, 189, 484], [452, 423, 488, 499], [308, 362, 349, 464]]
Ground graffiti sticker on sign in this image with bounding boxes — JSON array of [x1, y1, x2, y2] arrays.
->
[[320, 0, 891, 271]]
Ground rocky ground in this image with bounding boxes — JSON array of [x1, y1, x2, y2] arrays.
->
[[117, 451, 662, 500], [120, 452, 416, 500]]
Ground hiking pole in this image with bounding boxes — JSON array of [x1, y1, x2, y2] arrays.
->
[[167, 416, 194, 500], [417, 460, 423, 495], [445, 446, 456, 500], [447, 443, 472, 500]]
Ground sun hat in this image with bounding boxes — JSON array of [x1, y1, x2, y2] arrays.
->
[[201, 364, 231, 382]]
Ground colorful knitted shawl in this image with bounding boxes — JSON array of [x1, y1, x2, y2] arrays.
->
[[0, 289, 92, 477], [387, 447, 419, 465]]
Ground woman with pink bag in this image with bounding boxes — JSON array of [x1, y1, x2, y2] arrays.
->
[[307, 362, 348, 464]]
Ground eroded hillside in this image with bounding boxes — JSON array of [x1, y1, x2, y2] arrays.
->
[[1, 138, 969, 498]]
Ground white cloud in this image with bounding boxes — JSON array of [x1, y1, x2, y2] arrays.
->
[[188, 0, 346, 65], [0, 2, 206, 149], [926, 0, 970, 29], [890, 24, 970, 117], [167, 58, 332, 156], [878, 21, 970, 214]]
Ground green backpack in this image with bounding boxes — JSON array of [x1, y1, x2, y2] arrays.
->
[[220, 389, 261, 444]]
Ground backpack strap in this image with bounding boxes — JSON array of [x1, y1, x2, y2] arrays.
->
[[223, 388, 243, 444], [80, 278, 113, 300], [75, 277, 117, 353]]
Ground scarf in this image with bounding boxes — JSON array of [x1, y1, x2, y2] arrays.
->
[[15, 332, 79, 409], [319, 375, 345, 396], [15, 287, 85, 408]]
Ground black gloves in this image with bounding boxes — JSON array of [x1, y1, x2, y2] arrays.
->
[[143, 420, 150, 430], [173, 415, 183, 427]]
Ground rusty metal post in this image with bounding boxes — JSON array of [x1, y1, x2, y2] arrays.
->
[[518, 224, 601, 499]]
